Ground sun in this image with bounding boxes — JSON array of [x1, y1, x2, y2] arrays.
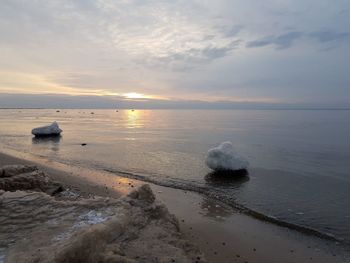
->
[[123, 92, 152, 99]]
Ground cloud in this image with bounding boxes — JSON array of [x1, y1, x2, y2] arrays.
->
[[222, 25, 244, 37], [246, 31, 303, 49], [150, 40, 241, 71], [0, 0, 350, 106], [200, 45, 236, 60], [309, 30, 350, 43], [246, 29, 350, 51]]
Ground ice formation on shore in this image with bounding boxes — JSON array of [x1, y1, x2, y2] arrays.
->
[[206, 141, 249, 172], [0, 165, 206, 263], [31, 121, 62, 137]]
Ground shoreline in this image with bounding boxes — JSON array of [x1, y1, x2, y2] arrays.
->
[[0, 146, 339, 244], [0, 151, 349, 262], [103, 166, 343, 244]]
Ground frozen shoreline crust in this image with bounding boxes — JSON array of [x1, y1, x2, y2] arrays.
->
[[206, 141, 249, 172], [0, 165, 205, 263]]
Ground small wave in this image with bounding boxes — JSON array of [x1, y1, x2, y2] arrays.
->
[[103, 167, 344, 245]]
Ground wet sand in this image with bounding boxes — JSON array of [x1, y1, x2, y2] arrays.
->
[[0, 151, 349, 263]]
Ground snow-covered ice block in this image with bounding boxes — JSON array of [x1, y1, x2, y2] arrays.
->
[[31, 122, 62, 137], [206, 141, 249, 172]]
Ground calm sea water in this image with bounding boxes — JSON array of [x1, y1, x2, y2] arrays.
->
[[0, 109, 350, 244]]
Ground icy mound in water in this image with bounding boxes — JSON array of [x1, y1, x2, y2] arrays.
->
[[32, 122, 62, 137], [206, 141, 249, 172], [0, 165, 206, 263]]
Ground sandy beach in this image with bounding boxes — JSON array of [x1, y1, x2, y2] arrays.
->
[[0, 151, 348, 263]]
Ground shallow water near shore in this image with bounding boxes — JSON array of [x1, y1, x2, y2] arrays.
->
[[0, 109, 350, 245]]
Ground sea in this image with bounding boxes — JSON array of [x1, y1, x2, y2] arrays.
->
[[0, 109, 349, 245]]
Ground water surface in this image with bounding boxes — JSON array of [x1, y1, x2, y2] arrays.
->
[[0, 109, 349, 244]]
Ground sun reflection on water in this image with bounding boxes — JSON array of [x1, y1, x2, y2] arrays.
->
[[126, 110, 141, 129]]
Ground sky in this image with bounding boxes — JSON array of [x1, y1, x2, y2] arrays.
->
[[0, 0, 349, 108]]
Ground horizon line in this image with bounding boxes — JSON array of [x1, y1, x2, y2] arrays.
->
[[1, 107, 350, 111]]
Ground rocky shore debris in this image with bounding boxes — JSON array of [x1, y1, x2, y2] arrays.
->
[[31, 122, 62, 137], [205, 141, 249, 173]]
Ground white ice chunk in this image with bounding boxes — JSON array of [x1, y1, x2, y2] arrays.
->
[[31, 122, 62, 136], [205, 141, 249, 171]]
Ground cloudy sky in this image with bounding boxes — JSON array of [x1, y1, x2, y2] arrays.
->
[[0, 0, 349, 108]]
